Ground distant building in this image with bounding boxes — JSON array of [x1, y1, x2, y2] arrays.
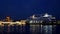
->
[[3, 16, 13, 22]]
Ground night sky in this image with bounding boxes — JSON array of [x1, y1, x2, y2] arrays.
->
[[0, 0, 60, 20]]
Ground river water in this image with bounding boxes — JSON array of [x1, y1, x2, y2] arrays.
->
[[0, 24, 58, 34]]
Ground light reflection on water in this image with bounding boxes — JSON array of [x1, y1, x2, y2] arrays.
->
[[0, 24, 56, 34], [30, 25, 54, 34]]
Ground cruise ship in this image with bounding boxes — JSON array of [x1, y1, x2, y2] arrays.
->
[[26, 13, 56, 34]]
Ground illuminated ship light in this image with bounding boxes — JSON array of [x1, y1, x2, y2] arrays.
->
[[43, 13, 50, 17], [26, 13, 56, 24]]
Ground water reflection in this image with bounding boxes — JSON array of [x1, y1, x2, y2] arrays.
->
[[30, 24, 55, 34], [0, 24, 56, 34]]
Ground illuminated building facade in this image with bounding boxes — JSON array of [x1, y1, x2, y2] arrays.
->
[[0, 19, 27, 34]]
